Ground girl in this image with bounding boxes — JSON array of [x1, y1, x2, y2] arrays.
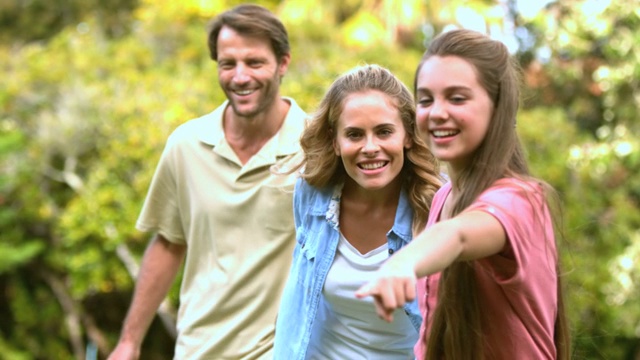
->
[[274, 64, 442, 359], [356, 30, 571, 359]]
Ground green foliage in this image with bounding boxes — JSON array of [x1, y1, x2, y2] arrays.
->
[[0, 0, 138, 44], [0, 242, 44, 274], [522, 0, 640, 137], [516, 3, 640, 356], [0, 336, 30, 360], [518, 102, 640, 357]]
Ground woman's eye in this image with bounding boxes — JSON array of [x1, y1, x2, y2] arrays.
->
[[346, 132, 361, 139]]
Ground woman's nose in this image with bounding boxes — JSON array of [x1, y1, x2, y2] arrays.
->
[[362, 136, 380, 153]]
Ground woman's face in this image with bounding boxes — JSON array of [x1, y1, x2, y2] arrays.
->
[[333, 90, 411, 193]]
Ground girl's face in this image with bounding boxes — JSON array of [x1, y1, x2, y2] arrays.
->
[[333, 90, 411, 193], [415, 55, 494, 172]]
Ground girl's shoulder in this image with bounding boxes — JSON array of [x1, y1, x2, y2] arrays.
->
[[475, 177, 548, 213], [489, 177, 545, 197]]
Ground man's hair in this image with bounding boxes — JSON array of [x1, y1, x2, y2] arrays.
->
[[206, 4, 290, 62]]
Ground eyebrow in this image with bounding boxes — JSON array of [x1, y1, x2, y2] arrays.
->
[[416, 85, 472, 94], [341, 123, 398, 131], [218, 53, 269, 63]]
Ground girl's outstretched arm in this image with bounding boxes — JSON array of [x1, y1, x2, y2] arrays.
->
[[355, 210, 506, 322]]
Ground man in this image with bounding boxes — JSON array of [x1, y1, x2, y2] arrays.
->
[[108, 4, 306, 359]]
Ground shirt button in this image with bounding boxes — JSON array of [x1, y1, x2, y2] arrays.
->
[[388, 249, 394, 255]]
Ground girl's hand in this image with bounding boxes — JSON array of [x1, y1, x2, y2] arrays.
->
[[355, 262, 416, 322]]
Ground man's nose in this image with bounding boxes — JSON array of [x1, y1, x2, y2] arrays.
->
[[232, 64, 250, 84]]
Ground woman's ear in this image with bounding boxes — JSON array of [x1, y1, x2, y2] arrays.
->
[[333, 139, 340, 156], [404, 135, 412, 150], [330, 128, 340, 156]]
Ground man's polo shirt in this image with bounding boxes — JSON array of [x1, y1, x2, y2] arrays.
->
[[137, 98, 307, 359]]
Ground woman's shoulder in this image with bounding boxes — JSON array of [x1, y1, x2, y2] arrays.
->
[[296, 178, 334, 196], [295, 178, 336, 207]]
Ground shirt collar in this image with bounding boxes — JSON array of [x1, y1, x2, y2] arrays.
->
[[198, 97, 305, 158], [322, 183, 413, 243]]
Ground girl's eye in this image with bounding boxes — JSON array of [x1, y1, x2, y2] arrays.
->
[[418, 98, 433, 106], [450, 96, 466, 103], [378, 129, 393, 136]]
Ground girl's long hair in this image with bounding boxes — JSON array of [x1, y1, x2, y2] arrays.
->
[[415, 29, 570, 360]]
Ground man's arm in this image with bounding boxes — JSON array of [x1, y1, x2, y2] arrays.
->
[[108, 234, 186, 360]]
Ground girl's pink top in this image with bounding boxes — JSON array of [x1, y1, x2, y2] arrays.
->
[[414, 179, 558, 359]]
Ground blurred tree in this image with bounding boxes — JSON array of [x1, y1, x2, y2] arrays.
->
[[511, 1, 640, 357], [0, 0, 138, 43]]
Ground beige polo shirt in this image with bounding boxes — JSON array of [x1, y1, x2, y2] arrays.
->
[[136, 98, 306, 359]]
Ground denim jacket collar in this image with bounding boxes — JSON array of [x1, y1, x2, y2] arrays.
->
[[310, 183, 413, 244]]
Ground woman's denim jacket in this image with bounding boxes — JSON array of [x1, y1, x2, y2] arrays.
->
[[273, 178, 423, 359]]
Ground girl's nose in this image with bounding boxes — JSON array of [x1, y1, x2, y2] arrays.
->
[[429, 99, 448, 122]]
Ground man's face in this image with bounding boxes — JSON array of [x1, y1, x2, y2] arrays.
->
[[216, 26, 290, 119]]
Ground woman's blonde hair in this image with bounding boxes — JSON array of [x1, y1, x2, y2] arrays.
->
[[292, 64, 441, 234]]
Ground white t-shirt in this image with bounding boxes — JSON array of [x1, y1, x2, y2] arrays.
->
[[306, 233, 418, 359]]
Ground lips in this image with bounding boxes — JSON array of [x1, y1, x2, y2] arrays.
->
[[358, 161, 388, 170], [431, 129, 459, 138], [234, 89, 255, 96]]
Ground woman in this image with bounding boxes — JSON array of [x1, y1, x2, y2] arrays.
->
[[274, 64, 442, 359], [357, 30, 571, 359]]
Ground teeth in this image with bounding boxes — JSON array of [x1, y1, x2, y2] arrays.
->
[[235, 90, 254, 95], [360, 162, 386, 170], [433, 130, 458, 137]]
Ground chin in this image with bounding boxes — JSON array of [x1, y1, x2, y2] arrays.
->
[[232, 105, 259, 118], [358, 182, 389, 191]]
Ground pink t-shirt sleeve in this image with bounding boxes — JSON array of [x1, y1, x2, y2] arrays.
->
[[468, 178, 557, 284], [415, 179, 559, 359], [465, 178, 559, 358]]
